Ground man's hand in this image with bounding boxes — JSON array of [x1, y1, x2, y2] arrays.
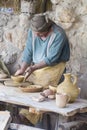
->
[[15, 69, 24, 76], [24, 67, 33, 80], [24, 61, 47, 80], [15, 62, 29, 76]]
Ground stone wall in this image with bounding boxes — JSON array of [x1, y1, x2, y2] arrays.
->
[[50, 0, 87, 75], [0, 0, 87, 92]]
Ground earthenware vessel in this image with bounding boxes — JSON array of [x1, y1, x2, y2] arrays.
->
[[11, 75, 24, 83], [57, 73, 80, 103], [56, 93, 70, 108], [40, 89, 55, 98]]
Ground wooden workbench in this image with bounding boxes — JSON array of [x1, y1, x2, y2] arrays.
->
[[0, 85, 87, 116], [0, 85, 87, 130]]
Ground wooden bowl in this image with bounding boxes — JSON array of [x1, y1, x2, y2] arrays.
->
[[11, 75, 24, 83]]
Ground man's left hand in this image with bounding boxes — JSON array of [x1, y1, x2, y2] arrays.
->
[[24, 67, 33, 80]]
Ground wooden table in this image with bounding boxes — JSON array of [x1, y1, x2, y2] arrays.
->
[[0, 85, 87, 130]]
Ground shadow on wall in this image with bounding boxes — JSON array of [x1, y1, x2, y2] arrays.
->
[[6, 53, 22, 75], [78, 72, 87, 99]]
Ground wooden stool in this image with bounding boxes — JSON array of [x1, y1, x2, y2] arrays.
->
[[0, 111, 11, 130]]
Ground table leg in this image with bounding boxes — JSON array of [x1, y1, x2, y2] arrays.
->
[[42, 112, 60, 130], [55, 114, 59, 130]]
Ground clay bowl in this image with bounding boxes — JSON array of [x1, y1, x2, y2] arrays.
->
[[19, 85, 43, 92], [11, 75, 24, 83]]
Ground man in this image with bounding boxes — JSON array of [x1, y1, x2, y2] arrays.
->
[[15, 14, 70, 126], [15, 14, 70, 81]]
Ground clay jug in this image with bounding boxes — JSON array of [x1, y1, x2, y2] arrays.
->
[[57, 73, 80, 103]]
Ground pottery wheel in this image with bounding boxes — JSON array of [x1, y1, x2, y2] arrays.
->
[[4, 80, 32, 87], [0, 78, 11, 82]]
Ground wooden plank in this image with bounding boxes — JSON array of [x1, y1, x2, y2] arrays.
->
[[0, 78, 11, 82], [0, 85, 87, 116], [0, 111, 11, 130], [59, 121, 87, 130], [9, 123, 45, 130]]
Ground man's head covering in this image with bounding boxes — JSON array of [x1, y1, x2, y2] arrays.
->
[[30, 14, 52, 32]]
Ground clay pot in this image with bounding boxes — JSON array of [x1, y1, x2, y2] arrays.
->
[[40, 89, 55, 98], [57, 73, 80, 103], [11, 75, 24, 83]]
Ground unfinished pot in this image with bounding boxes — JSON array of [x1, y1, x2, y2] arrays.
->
[[11, 75, 24, 83]]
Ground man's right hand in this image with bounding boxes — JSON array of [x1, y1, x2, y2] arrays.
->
[[15, 62, 29, 76], [15, 69, 24, 76]]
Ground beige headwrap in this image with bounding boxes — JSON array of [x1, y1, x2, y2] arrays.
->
[[30, 14, 52, 32]]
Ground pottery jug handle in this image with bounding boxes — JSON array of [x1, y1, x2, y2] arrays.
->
[[66, 94, 70, 103], [71, 75, 77, 85]]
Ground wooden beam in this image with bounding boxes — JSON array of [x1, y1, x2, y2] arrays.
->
[[59, 121, 87, 130]]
